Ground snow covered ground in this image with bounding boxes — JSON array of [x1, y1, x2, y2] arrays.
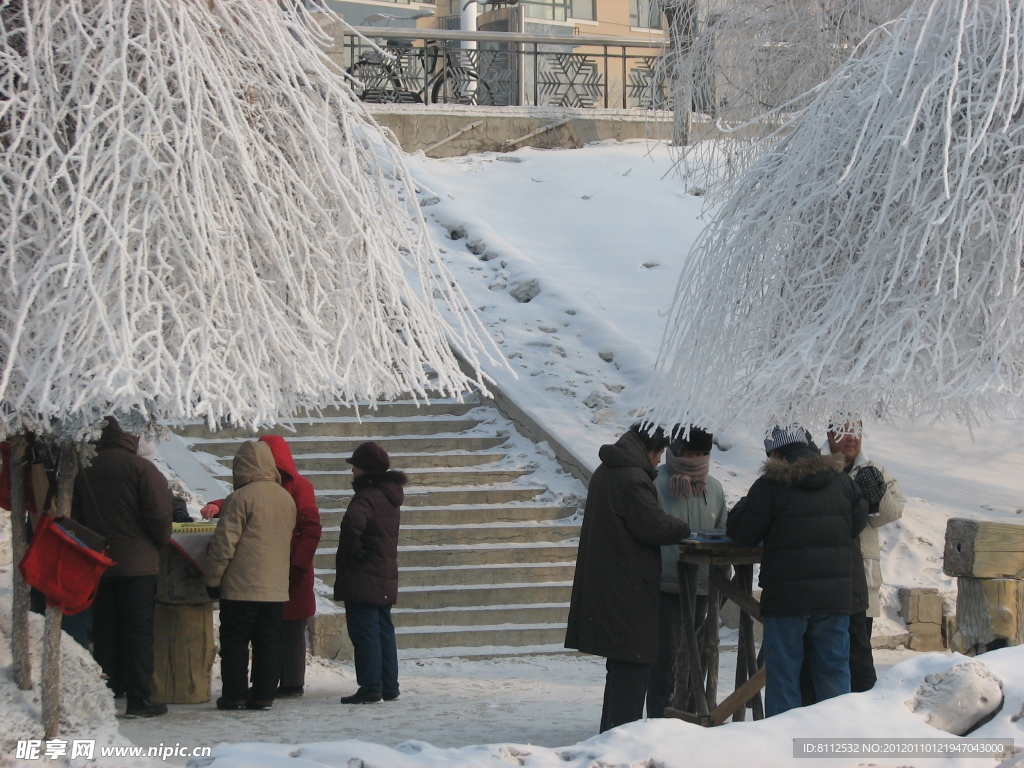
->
[[3, 139, 1024, 767]]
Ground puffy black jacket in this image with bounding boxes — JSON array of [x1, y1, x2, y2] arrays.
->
[[334, 471, 406, 606], [727, 447, 867, 617], [564, 430, 690, 663]]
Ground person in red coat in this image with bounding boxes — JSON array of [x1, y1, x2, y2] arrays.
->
[[201, 435, 322, 698]]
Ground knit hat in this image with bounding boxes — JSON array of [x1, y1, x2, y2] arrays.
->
[[346, 441, 390, 473], [763, 426, 808, 455], [670, 426, 713, 456]]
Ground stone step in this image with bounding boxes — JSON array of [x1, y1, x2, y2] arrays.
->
[[393, 581, 574, 610], [314, 543, 579, 569], [289, 452, 509, 471], [176, 416, 482, 440], [213, 467, 532, 491], [390, 603, 570, 628], [395, 623, 569, 650], [319, 522, 580, 548], [328, 504, 575, 527], [316, 562, 576, 588], [316, 400, 480, 419], [316, 485, 548, 509], [191, 435, 509, 458]]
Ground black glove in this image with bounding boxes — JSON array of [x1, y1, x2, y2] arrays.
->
[[205, 585, 221, 601], [854, 465, 887, 506]]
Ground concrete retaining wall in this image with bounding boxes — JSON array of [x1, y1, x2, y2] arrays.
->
[[366, 104, 675, 157]]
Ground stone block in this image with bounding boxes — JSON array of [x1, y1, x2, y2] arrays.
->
[[871, 633, 911, 650], [909, 631, 946, 652], [900, 587, 942, 625], [309, 612, 353, 662], [907, 622, 945, 652]]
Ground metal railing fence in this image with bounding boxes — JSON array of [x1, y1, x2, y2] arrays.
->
[[331, 27, 671, 110]]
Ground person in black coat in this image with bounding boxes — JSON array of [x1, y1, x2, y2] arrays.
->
[[334, 441, 407, 705], [727, 425, 868, 717], [565, 424, 691, 732]]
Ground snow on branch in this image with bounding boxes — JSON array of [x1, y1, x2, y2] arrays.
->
[[0, 0, 500, 440], [665, 0, 915, 197], [648, 0, 1024, 433]]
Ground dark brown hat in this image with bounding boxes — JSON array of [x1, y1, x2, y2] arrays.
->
[[346, 441, 390, 473]]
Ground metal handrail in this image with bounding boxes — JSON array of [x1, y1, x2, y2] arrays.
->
[[342, 26, 668, 49]]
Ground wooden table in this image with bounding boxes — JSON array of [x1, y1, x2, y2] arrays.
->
[[665, 540, 765, 726]]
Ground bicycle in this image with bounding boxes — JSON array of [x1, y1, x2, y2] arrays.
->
[[347, 39, 495, 105]]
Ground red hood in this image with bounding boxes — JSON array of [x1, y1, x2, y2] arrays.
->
[[258, 435, 296, 481]]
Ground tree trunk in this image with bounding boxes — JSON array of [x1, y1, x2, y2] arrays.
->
[[663, 0, 697, 146], [8, 433, 32, 690], [151, 603, 215, 704], [41, 442, 77, 738]]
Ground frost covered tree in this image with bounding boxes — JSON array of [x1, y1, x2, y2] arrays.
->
[[649, 0, 1024, 434], [664, 0, 913, 191], [1, 0, 499, 735], [0, 0, 497, 441]]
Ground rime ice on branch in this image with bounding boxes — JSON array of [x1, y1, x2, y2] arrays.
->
[[649, 0, 1024, 433], [0, 0, 498, 440], [665, 0, 914, 196]]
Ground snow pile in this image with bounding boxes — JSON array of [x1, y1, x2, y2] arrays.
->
[[192, 648, 1024, 768], [907, 660, 1004, 736], [0, 573, 153, 767]]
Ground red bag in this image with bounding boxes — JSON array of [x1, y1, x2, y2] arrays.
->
[[18, 516, 115, 615]]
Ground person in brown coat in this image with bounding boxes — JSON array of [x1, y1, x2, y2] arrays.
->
[[565, 423, 691, 733], [334, 441, 407, 705], [71, 416, 173, 718], [204, 440, 297, 711]]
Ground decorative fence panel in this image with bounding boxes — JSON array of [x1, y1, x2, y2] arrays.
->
[[330, 28, 671, 111]]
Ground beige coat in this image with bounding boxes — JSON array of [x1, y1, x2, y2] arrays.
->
[[205, 441, 297, 602], [844, 450, 905, 617]]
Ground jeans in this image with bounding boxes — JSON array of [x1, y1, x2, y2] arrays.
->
[[218, 599, 284, 702], [763, 613, 850, 717], [344, 602, 399, 699], [91, 576, 156, 706]]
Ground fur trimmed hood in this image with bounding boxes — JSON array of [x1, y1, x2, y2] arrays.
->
[[760, 450, 846, 489]]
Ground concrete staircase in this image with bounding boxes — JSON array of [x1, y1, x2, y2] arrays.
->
[[174, 393, 586, 658]]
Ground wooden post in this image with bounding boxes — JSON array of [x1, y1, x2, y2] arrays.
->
[[151, 603, 215, 704], [704, 571, 720, 707], [671, 558, 693, 711], [8, 433, 33, 690], [944, 518, 1024, 656], [952, 577, 1024, 655], [944, 518, 1024, 578], [153, 544, 215, 703]]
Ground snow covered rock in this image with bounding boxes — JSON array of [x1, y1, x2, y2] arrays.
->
[[906, 659, 1003, 735]]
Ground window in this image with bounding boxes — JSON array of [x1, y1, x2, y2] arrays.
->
[[570, 0, 595, 21], [629, 0, 662, 29], [523, 0, 570, 22]]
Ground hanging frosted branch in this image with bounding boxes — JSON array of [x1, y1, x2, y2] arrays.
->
[[648, 0, 1024, 433], [664, 0, 915, 197], [0, 0, 501, 440]]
